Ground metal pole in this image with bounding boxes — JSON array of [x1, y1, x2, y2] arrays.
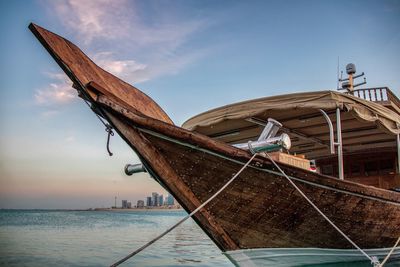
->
[[319, 109, 335, 154], [397, 134, 400, 174], [336, 108, 344, 180]]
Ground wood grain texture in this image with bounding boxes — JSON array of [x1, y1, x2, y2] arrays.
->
[[29, 23, 173, 125], [106, 111, 239, 251]]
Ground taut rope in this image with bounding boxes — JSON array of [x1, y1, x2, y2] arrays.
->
[[265, 152, 399, 267], [110, 153, 258, 267]]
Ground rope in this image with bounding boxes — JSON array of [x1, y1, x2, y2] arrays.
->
[[378, 236, 400, 267], [264, 153, 380, 266], [110, 153, 258, 267]]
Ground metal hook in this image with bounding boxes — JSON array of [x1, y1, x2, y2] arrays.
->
[[105, 124, 114, 156]]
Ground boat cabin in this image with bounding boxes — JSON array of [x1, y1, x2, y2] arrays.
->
[[183, 84, 400, 191]]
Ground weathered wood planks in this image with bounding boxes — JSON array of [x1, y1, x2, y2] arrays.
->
[[29, 23, 173, 125]]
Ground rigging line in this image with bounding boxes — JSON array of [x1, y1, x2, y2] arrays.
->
[[378, 236, 400, 267], [82, 98, 108, 128], [109, 153, 258, 267], [264, 152, 379, 266]]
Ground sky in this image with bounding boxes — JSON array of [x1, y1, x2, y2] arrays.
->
[[0, 0, 399, 209]]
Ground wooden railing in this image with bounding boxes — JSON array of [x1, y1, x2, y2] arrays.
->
[[347, 87, 400, 107]]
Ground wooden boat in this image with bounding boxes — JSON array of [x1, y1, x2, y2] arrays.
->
[[29, 23, 400, 266]]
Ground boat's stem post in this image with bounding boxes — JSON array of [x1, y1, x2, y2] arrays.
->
[[336, 108, 344, 180], [397, 133, 400, 174]]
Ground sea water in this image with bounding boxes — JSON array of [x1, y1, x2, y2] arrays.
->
[[0, 210, 398, 267], [0, 210, 231, 267]]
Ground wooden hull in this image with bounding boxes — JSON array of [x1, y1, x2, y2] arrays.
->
[[103, 103, 400, 252]]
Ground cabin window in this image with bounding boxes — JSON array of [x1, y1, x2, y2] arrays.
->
[[364, 161, 378, 176], [322, 165, 333, 176], [380, 159, 394, 174]]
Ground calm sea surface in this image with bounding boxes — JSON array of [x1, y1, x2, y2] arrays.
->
[[0, 209, 232, 267], [0, 210, 398, 267]]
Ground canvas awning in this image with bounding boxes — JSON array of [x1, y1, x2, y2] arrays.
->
[[182, 91, 400, 159]]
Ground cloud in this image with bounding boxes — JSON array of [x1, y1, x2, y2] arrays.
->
[[50, 0, 131, 44], [44, 0, 209, 83], [65, 135, 75, 143], [48, 0, 204, 48], [93, 52, 149, 83], [34, 73, 76, 106], [93, 51, 204, 84]]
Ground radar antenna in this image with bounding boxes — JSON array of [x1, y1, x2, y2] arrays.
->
[[338, 63, 367, 92]]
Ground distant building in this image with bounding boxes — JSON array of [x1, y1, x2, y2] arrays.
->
[[152, 192, 159, 207], [158, 194, 164, 206], [122, 200, 128, 209], [137, 200, 144, 208], [146, 196, 152, 207], [127, 202, 132, 209], [166, 194, 175, 206]]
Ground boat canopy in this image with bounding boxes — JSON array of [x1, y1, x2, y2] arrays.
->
[[182, 91, 400, 159]]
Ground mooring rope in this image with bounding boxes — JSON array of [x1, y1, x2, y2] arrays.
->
[[378, 236, 400, 267], [264, 152, 384, 266], [110, 153, 258, 267]]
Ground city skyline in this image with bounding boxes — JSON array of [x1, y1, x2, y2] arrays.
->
[[1, 0, 399, 209], [117, 192, 175, 209]]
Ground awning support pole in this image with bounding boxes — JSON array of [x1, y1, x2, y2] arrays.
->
[[319, 109, 335, 154], [336, 108, 344, 180], [397, 134, 400, 174]]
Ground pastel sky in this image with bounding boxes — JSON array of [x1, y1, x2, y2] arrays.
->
[[0, 0, 399, 209]]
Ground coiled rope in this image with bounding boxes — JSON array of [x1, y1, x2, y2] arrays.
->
[[110, 153, 258, 267]]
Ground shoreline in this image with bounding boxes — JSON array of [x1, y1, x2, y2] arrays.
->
[[92, 207, 183, 212], [0, 208, 184, 212]]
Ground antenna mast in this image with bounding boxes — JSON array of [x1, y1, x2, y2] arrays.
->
[[338, 63, 367, 93]]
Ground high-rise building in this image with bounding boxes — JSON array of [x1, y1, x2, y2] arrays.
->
[[122, 200, 128, 209], [127, 202, 132, 209], [152, 192, 159, 207], [166, 194, 175, 206], [146, 196, 152, 207], [158, 195, 164, 206], [137, 200, 144, 208]]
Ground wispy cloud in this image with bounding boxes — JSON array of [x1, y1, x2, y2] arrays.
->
[[38, 0, 211, 110], [50, 0, 131, 44], [65, 135, 75, 143], [49, 0, 204, 48], [34, 73, 76, 106], [43, 0, 208, 80], [93, 52, 149, 83], [93, 50, 204, 84]]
